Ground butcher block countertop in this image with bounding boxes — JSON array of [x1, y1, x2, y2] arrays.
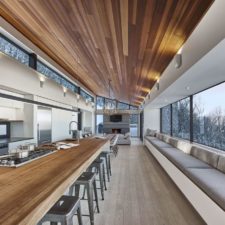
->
[[0, 137, 110, 225]]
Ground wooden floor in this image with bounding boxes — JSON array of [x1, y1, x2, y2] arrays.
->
[[43, 138, 205, 225], [93, 139, 205, 225]]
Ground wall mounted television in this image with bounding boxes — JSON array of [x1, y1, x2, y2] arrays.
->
[[110, 114, 122, 122]]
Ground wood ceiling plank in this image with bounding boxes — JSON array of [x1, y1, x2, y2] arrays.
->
[[120, 0, 128, 56], [0, 0, 214, 104]]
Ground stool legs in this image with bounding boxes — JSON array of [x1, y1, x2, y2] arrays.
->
[[98, 164, 104, 199], [102, 165, 107, 191], [87, 182, 94, 225], [105, 155, 110, 181], [77, 204, 83, 225], [75, 184, 80, 198], [108, 154, 112, 176], [93, 179, 100, 213]]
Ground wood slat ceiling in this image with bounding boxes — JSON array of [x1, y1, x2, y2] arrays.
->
[[0, 0, 214, 105]]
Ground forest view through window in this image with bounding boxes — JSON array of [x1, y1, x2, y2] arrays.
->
[[193, 82, 225, 150], [161, 82, 225, 151], [172, 97, 190, 140]]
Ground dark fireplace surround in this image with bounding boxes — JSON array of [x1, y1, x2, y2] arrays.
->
[[112, 128, 121, 134]]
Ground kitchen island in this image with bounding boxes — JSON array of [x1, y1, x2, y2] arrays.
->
[[0, 137, 110, 225]]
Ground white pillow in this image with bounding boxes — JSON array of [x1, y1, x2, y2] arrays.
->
[[124, 132, 130, 139]]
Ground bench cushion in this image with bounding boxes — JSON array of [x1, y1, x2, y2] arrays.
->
[[161, 148, 211, 173], [190, 146, 219, 168], [186, 168, 225, 211], [150, 139, 173, 149], [145, 136, 158, 142]]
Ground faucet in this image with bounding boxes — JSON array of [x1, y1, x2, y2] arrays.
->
[[69, 121, 80, 143]]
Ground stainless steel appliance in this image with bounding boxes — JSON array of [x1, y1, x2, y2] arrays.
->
[[0, 149, 56, 167], [37, 106, 52, 145], [0, 143, 8, 155]]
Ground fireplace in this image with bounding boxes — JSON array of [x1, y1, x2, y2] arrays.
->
[[112, 128, 121, 134]]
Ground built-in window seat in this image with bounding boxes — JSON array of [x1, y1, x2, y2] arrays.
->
[[144, 130, 225, 225]]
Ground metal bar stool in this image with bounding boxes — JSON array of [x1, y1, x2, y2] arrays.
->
[[88, 158, 107, 200], [37, 195, 83, 225], [110, 145, 118, 157], [99, 151, 112, 182], [69, 172, 99, 225]]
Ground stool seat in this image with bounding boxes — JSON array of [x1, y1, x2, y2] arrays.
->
[[38, 195, 83, 225], [93, 158, 103, 164], [76, 172, 95, 183], [70, 172, 99, 225], [48, 196, 80, 215]]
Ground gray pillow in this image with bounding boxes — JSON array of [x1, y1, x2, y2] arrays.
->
[[145, 128, 151, 136], [217, 155, 225, 173], [190, 146, 219, 168], [149, 130, 157, 137]]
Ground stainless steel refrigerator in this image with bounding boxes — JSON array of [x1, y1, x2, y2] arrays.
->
[[37, 106, 52, 145]]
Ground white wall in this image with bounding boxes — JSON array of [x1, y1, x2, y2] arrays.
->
[[0, 53, 95, 143], [83, 111, 92, 127], [0, 53, 94, 113], [51, 108, 73, 142], [144, 107, 160, 135]]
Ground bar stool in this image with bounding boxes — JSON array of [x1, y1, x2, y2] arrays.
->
[[99, 151, 112, 182], [69, 172, 99, 225], [88, 158, 107, 200], [37, 195, 83, 225], [110, 144, 119, 156]]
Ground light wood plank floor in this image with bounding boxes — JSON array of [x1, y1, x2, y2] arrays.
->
[[93, 138, 205, 225], [43, 139, 205, 225]]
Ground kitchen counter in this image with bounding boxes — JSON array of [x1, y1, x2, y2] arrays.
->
[[0, 137, 34, 144], [0, 137, 110, 225]]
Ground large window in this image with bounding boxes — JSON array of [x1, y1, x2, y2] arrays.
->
[[172, 97, 190, 139], [130, 114, 139, 137], [37, 60, 78, 93], [160, 82, 225, 151], [117, 102, 129, 110], [161, 105, 171, 135], [193, 83, 225, 150], [96, 114, 103, 134], [96, 96, 104, 109], [130, 105, 138, 110], [96, 95, 140, 111], [105, 98, 116, 110], [0, 34, 29, 66], [80, 89, 93, 102]]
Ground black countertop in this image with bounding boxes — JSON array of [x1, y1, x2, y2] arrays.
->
[[0, 137, 34, 144]]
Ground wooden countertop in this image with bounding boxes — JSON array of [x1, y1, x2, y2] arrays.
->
[[0, 137, 110, 225]]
